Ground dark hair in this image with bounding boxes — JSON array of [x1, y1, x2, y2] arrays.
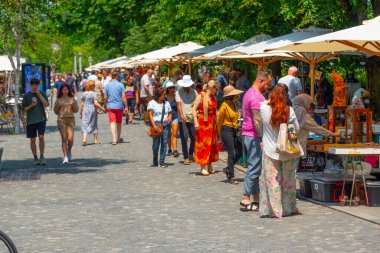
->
[[112, 71, 119, 79], [30, 78, 40, 85], [57, 83, 74, 98], [153, 87, 165, 101], [91, 70, 96, 74]]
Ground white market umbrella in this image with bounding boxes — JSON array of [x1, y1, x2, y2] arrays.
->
[[265, 18, 380, 57], [219, 27, 333, 73], [0, 55, 26, 71], [264, 19, 380, 98]]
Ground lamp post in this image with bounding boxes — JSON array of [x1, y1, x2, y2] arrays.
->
[[74, 52, 77, 74], [88, 56, 93, 67], [78, 52, 82, 73]]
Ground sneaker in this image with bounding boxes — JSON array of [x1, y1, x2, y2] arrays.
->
[[183, 159, 190, 165], [173, 150, 179, 157], [34, 159, 40, 166], [62, 157, 69, 164], [167, 149, 172, 156], [67, 150, 72, 161], [150, 164, 158, 167], [159, 162, 168, 168], [39, 156, 46, 166], [189, 155, 195, 163]]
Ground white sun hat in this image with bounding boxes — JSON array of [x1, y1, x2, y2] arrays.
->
[[165, 81, 174, 88], [177, 75, 194, 87]]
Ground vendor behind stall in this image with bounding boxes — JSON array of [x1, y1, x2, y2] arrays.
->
[[293, 94, 340, 170], [351, 88, 370, 109]]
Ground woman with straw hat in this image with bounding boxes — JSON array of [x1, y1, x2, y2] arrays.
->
[[217, 85, 243, 184]]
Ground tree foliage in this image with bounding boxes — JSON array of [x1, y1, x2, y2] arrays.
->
[[16, 0, 379, 71]]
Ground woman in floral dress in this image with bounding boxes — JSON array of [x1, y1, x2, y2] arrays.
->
[[259, 85, 300, 218], [193, 80, 219, 176], [80, 80, 106, 145]]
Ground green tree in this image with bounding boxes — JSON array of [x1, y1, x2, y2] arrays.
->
[[0, 0, 50, 133]]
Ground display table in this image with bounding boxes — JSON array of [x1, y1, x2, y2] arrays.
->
[[328, 147, 380, 206]]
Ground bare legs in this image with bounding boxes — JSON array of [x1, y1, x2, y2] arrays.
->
[[60, 126, 74, 157], [110, 122, 122, 144], [170, 123, 178, 151], [83, 132, 99, 144], [129, 112, 134, 124], [30, 138, 37, 157]]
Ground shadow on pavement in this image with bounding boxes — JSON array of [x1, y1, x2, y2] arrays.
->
[[0, 157, 134, 175]]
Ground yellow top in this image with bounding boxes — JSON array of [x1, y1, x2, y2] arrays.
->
[[55, 97, 78, 118], [217, 101, 239, 134]]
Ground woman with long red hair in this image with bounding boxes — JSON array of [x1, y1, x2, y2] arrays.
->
[[259, 84, 300, 218], [54, 83, 79, 164]]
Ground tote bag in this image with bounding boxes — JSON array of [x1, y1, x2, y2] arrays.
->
[[276, 107, 304, 158]]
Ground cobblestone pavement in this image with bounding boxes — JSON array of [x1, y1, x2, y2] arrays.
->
[[0, 107, 379, 253]]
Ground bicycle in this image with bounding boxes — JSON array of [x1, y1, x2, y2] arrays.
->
[[0, 230, 18, 253]]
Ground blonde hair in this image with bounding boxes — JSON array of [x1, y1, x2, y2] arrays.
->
[[201, 80, 218, 122], [202, 80, 218, 91], [86, 80, 95, 91]]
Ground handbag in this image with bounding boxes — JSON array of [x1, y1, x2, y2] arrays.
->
[[276, 106, 304, 157], [148, 101, 166, 138], [225, 102, 242, 147]]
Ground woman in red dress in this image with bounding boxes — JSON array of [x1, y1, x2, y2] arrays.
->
[[193, 80, 219, 176]]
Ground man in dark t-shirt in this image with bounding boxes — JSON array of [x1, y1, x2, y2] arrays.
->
[[65, 73, 77, 94], [22, 78, 49, 166]]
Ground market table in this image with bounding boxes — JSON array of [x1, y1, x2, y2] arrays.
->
[[328, 147, 380, 206]]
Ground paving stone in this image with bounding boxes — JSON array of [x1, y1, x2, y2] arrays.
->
[[0, 106, 379, 252]]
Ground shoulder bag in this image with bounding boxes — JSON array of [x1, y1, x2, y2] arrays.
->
[[148, 101, 166, 138], [276, 106, 304, 157]]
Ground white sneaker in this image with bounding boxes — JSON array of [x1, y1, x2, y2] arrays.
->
[[62, 157, 69, 164], [67, 150, 72, 161]]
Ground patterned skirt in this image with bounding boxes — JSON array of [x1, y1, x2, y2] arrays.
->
[[259, 153, 298, 218]]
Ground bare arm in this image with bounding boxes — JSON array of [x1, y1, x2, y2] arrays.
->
[[251, 109, 262, 137], [148, 110, 158, 130], [53, 100, 61, 115], [94, 100, 106, 112], [192, 94, 202, 130], [36, 90, 49, 107], [177, 101, 186, 123]]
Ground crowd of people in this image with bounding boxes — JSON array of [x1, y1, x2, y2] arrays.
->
[[21, 65, 342, 218]]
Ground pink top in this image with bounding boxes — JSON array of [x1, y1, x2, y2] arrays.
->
[[242, 87, 265, 137]]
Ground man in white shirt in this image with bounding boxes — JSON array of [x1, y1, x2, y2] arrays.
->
[[140, 69, 154, 121], [87, 70, 98, 82], [278, 66, 303, 103]]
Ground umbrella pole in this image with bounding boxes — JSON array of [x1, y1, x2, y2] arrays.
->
[[188, 57, 192, 77], [310, 62, 316, 100]]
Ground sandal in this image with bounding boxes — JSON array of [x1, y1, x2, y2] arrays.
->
[[207, 165, 215, 174], [201, 168, 209, 176], [239, 201, 259, 212], [82, 141, 87, 146], [229, 178, 239, 185], [94, 141, 101, 144], [117, 138, 123, 143]]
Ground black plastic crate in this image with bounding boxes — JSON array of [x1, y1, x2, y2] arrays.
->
[[297, 174, 314, 198], [310, 178, 352, 203], [366, 181, 380, 207]]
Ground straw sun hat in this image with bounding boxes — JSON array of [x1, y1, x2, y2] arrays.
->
[[223, 85, 243, 97]]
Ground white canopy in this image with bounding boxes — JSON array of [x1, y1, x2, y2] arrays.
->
[[175, 39, 240, 58], [137, 41, 204, 62], [195, 34, 272, 61], [265, 17, 380, 57], [0, 55, 26, 71], [221, 27, 332, 56]]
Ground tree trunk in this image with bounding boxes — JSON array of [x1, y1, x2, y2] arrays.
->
[[270, 61, 281, 83], [371, 0, 380, 16], [366, 56, 380, 116], [14, 37, 21, 134]]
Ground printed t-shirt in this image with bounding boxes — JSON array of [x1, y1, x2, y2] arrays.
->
[[242, 87, 265, 137]]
